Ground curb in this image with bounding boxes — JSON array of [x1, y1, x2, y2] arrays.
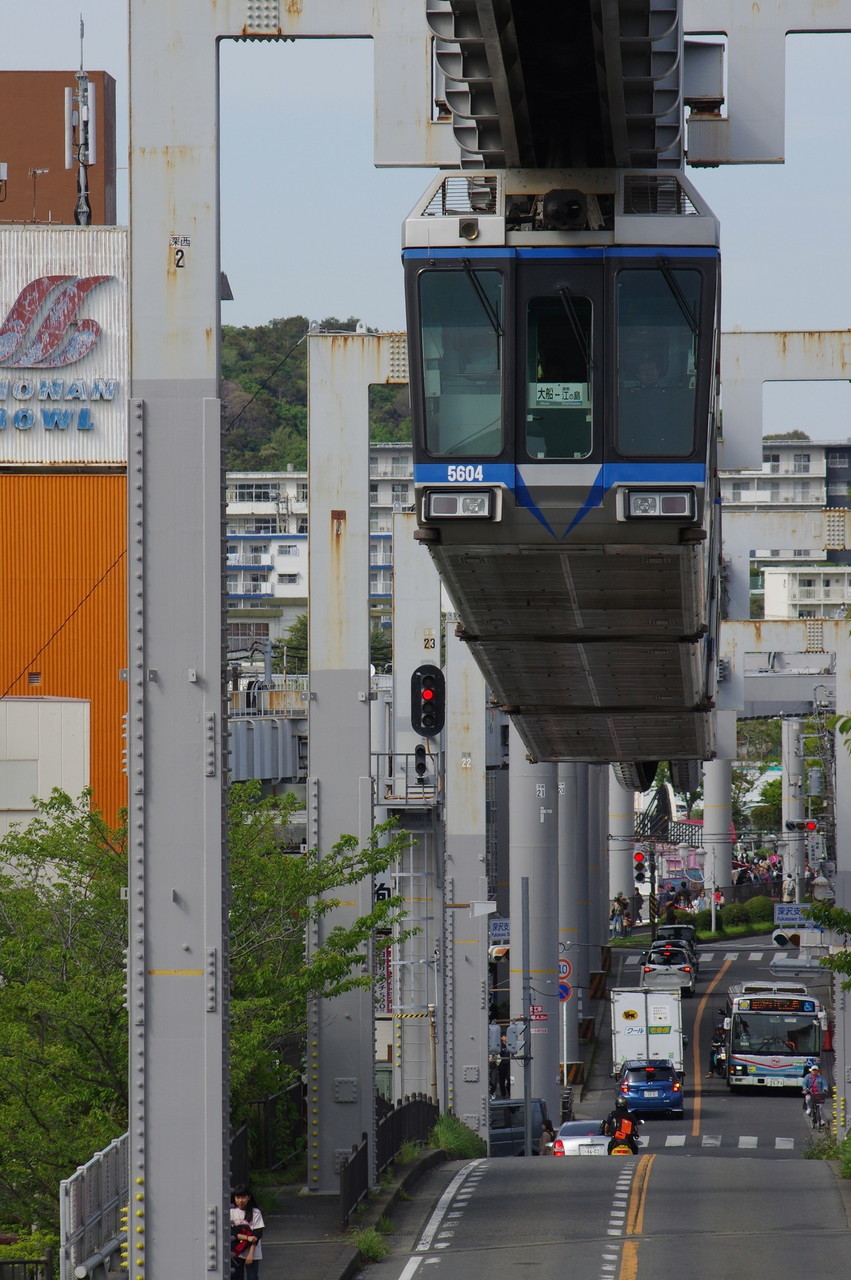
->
[[330, 1150, 449, 1280]]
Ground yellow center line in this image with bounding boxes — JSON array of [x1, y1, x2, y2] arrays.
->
[[690, 956, 733, 1136], [619, 1153, 654, 1280]]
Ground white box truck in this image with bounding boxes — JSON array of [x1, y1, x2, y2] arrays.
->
[[611, 988, 686, 1074]]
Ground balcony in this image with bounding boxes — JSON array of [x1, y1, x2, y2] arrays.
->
[[226, 553, 273, 568], [227, 582, 274, 598], [229, 677, 309, 718]]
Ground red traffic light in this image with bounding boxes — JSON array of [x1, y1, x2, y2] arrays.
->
[[634, 851, 645, 863], [804, 819, 818, 832]]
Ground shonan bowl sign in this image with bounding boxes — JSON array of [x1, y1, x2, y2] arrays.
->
[[0, 228, 128, 464]]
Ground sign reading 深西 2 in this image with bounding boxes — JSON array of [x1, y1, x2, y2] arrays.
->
[[0, 227, 128, 466]]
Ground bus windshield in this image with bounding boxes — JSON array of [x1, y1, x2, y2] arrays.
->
[[730, 1012, 820, 1057]]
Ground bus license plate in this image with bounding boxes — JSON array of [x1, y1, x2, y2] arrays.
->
[[765, 1078, 786, 1086]]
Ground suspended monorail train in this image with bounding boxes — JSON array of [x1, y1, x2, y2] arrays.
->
[[404, 170, 721, 787]]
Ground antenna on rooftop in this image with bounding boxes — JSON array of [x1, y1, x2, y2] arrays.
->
[[64, 13, 95, 225]]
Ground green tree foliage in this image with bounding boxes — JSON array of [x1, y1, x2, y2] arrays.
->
[[222, 316, 405, 471], [273, 613, 393, 674], [0, 785, 411, 1227], [806, 901, 851, 983], [748, 775, 782, 832], [736, 718, 781, 762]]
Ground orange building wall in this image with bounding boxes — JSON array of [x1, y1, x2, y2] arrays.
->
[[0, 474, 126, 823]]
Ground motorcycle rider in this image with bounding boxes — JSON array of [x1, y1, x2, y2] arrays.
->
[[603, 1104, 640, 1154]]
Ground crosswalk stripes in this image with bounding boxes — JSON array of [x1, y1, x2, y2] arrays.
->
[[632, 1133, 798, 1150], [624, 949, 772, 966]]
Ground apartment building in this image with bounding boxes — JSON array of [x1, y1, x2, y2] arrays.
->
[[720, 437, 851, 619], [226, 442, 414, 653]]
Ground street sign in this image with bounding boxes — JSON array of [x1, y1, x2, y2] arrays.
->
[[774, 904, 813, 927], [559, 983, 572, 1002], [558, 959, 572, 979]]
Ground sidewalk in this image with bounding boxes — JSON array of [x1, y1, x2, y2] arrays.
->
[[257, 985, 617, 1280]]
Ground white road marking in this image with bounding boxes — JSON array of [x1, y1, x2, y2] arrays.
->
[[776, 1137, 795, 1149], [723, 952, 740, 960], [415, 1160, 485, 1253], [701, 1134, 722, 1147], [739, 1135, 758, 1148], [748, 952, 763, 961], [399, 1258, 425, 1280], [665, 1134, 686, 1146]]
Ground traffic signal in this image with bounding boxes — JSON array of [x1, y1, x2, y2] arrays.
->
[[633, 851, 646, 884], [414, 743, 428, 785], [785, 819, 818, 832], [411, 664, 445, 736]]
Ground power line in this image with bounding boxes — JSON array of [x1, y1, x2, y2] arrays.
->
[[2, 549, 126, 699]]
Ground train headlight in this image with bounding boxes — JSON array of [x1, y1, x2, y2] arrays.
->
[[424, 490, 494, 518], [625, 489, 695, 519]]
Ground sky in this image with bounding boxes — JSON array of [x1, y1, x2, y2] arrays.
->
[[4, 6, 851, 437]]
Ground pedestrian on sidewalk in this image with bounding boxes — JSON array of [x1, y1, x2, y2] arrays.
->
[[498, 1033, 512, 1097], [231, 1184, 265, 1280]]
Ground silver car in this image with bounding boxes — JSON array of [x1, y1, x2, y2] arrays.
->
[[550, 1119, 609, 1156], [640, 943, 696, 996]]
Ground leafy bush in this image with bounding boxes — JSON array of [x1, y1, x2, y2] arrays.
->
[[721, 902, 749, 927], [693, 908, 714, 933], [744, 895, 775, 922], [429, 1112, 487, 1159]]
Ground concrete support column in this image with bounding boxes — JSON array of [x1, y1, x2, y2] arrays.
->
[[702, 758, 733, 902], [608, 769, 635, 910], [508, 725, 560, 1121], [557, 763, 582, 1070], [587, 765, 607, 947], [443, 621, 489, 1136], [782, 718, 806, 896]]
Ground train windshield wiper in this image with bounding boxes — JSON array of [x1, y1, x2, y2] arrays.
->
[[462, 260, 503, 342], [556, 285, 593, 372], [657, 258, 699, 337]]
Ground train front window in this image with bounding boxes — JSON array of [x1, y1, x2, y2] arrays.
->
[[615, 268, 701, 457], [526, 296, 593, 459], [418, 269, 503, 457]]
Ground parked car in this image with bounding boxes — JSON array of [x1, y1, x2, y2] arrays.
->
[[550, 1118, 609, 1156], [640, 943, 696, 996], [488, 1097, 553, 1156], [616, 1059, 684, 1116]]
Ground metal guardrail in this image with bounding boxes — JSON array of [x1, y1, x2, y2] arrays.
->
[[59, 1136, 127, 1280], [340, 1094, 439, 1231], [0, 1255, 53, 1280]]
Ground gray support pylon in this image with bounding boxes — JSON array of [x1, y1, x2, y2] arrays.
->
[[443, 618, 489, 1134], [608, 768, 635, 914], [587, 765, 607, 950], [508, 725, 560, 1122], [702, 758, 733, 903], [306, 333, 387, 1191], [572, 764, 591, 1021], [127, 3, 227, 1273], [557, 763, 581, 1070], [390, 511, 443, 1100], [782, 718, 806, 897], [832, 629, 851, 1135]]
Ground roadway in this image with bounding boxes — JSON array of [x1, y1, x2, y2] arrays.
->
[[367, 941, 850, 1280]]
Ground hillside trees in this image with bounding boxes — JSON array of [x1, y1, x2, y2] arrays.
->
[[0, 785, 409, 1227], [221, 317, 411, 471]]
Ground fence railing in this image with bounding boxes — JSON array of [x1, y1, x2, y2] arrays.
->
[[59, 1135, 127, 1280], [340, 1094, 439, 1231], [0, 1255, 53, 1280]]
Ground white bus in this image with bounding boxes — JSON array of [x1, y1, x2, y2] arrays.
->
[[725, 982, 827, 1089]]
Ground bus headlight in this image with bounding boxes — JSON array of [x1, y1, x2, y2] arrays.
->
[[424, 490, 495, 518], [625, 489, 695, 519]]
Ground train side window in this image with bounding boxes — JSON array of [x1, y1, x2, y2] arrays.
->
[[417, 269, 504, 457], [615, 268, 701, 457], [526, 296, 593, 459]]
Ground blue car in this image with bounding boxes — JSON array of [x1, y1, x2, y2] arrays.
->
[[616, 1059, 684, 1116]]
